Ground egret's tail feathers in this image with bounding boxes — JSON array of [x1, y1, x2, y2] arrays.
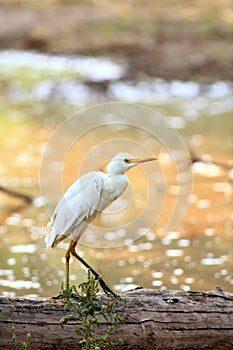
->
[[44, 219, 55, 248]]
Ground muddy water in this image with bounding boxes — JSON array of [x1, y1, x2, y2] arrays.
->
[[0, 50, 232, 297]]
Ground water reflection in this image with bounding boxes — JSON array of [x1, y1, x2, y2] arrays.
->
[[0, 50, 232, 296], [0, 279, 40, 290], [0, 50, 125, 81], [10, 244, 36, 253], [0, 50, 232, 108]]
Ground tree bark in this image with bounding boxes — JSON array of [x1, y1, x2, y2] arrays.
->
[[0, 289, 232, 350]]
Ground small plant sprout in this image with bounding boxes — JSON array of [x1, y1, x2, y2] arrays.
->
[[59, 269, 126, 350], [11, 326, 32, 350]]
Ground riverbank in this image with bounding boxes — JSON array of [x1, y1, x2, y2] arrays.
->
[[0, 0, 232, 82]]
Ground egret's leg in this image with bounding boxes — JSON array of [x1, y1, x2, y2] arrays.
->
[[51, 243, 75, 299], [70, 240, 117, 297], [65, 243, 72, 289]]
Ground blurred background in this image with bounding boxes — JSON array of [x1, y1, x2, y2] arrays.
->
[[0, 0, 232, 297]]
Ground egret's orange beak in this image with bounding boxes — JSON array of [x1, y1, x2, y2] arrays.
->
[[128, 157, 158, 164]]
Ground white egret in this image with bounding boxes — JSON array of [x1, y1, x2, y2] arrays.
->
[[44, 152, 157, 296]]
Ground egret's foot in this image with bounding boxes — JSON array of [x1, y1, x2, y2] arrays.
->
[[70, 292, 81, 300], [51, 293, 63, 300], [52, 287, 80, 300], [98, 277, 117, 297]]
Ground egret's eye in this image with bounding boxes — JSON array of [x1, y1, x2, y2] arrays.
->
[[124, 158, 129, 163]]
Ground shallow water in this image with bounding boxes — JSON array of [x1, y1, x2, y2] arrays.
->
[[0, 50, 232, 297]]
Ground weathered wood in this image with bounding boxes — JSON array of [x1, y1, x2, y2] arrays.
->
[[0, 289, 232, 350]]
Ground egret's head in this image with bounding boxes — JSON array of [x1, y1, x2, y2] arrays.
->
[[107, 153, 157, 175]]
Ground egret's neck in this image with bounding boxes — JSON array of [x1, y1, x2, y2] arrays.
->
[[107, 169, 126, 176], [107, 173, 128, 184], [101, 171, 128, 202], [106, 163, 127, 176]]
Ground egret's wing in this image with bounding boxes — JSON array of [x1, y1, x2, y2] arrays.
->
[[45, 171, 103, 248]]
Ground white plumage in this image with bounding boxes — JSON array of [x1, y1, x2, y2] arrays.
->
[[44, 152, 157, 295], [45, 171, 104, 248]]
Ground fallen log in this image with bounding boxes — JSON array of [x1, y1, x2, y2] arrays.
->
[[0, 289, 232, 350]]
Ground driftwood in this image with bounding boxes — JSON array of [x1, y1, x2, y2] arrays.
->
[[0, 185, 33, 204], [0, 289, 233, 350]]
